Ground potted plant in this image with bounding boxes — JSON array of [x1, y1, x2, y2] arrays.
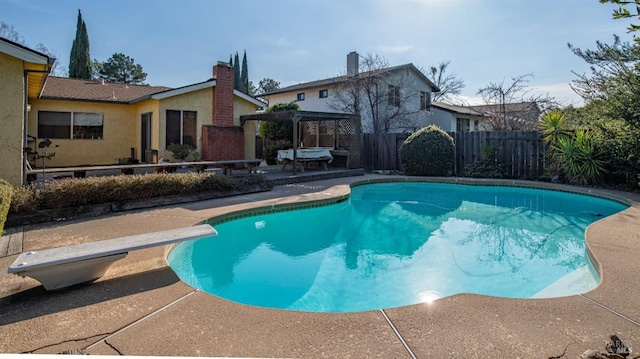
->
[[167, 143, 195, 161], [190, 151, 207, 173]]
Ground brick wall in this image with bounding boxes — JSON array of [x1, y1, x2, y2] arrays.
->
[[212, 62, 234, 127], [202, 62, 245, 161], [201, 125, 244, 161]]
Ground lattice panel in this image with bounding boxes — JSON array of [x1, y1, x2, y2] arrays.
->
[[297, 118, 361, 168]]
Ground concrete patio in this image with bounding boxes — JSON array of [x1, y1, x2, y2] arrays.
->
[[1, 174, 639, 358]]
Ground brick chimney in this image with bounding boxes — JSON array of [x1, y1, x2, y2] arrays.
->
[[202, 61, 245, 162], [347, 51, 359, 76], [212, 61, 234, 127]]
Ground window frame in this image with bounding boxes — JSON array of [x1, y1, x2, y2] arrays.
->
[[319, 89, 328, 98], [297, 93, 305, 101], [37, 110, 104, 140], [420, 91, 431, 111], [387, 85, 400, 107], [165, 109, 198, 148]]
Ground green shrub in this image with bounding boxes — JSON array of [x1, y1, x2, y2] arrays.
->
[[167, 143, 195, 160], [0, 178, 12, 235], [9, 173, 269, 214], [556, 130, 607, 185], [463, 145, 505, 179], [263, 144, 291, 165], [400, 125, 454, 176], [258, 101, 300, 141]]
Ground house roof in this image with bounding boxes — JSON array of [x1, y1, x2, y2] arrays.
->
[[0, 37, 55, 98], [259, 63, 440, 96], [468, 102, 540, 114], [40, 76, 267, 107], [41, 77, 171, 104], [432, 102, 482, 116]]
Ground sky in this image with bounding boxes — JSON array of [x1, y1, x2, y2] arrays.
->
[[1, 0, 635, 106]]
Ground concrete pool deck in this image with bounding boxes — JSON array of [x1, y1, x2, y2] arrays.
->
[[1, 175, 639, 358]]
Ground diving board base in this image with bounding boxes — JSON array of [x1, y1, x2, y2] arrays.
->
[[12, 252, 128, 290]]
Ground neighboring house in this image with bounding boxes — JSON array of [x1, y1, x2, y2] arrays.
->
[[431, 101, 542, 132], [469, 102, 542, 131], [1, 37, 265, 186], [431, 102, 485, 132], [259, 52, 440, 134]]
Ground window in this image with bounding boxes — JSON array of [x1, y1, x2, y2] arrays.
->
[[457, 118, 470, 132], [38, 111, 103, 139], [387, 85, 400, 107], [420, 91, 431, 110], [166, 110, 197, 147], [319, 89, 328, 98], [297, 93, 305, 101]]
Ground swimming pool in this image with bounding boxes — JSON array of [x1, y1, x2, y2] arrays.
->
[[168, 181, 628, 312]]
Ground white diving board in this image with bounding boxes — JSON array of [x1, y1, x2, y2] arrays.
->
[[7, 224, 217, 290]]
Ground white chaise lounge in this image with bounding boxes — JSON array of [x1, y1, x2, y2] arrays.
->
[[7, 224, 217, 290]]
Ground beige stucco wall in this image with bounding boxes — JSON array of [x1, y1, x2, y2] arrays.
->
[[157, 88, 213, 159], [28, 99, 138, 167], [26, 85, 261, 168], [234, 98, 259, 158], [0, 53, 26, 185]]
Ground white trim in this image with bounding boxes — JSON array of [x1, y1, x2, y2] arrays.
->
[[234, 89, 268, 107], [151, 80, 216, 100], [0, 39, 49, 64]]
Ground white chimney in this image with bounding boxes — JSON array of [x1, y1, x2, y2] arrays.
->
[[347, 51, 359, 76]]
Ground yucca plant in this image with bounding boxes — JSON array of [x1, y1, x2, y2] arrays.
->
[[556, 130, 607, 185]]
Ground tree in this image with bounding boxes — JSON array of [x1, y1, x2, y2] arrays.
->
[[329, 52, 422, 134], [240, 50, 249, 93], [68, 10, 91, 80], [600, 0, 640, 41], [1, 22, 63, 76], [257, 78, 281, 94], [0, 22, 24, 43], [96, 53, 147, 84], [476, 74, 555, 131], [568, 35, 640, 186], [233, 52, 241, 90], [426, 60, 465, 103]]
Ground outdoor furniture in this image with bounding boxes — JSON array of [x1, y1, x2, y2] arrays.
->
[[277, 148, 333, 172], [7, 224, 217, 290], [26, 159, 263, 180]]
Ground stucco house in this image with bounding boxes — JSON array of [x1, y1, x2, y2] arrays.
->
[[259, 52, 440, 134], [0, 38, 55, 186], [0, 37, 266, 186]]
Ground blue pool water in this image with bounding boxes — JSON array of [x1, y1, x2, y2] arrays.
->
[[168, 182, 628, 312]]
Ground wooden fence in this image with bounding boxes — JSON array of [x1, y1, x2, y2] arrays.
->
[[362, 131, 546, 179]]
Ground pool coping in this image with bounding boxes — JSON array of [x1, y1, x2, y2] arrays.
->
[[2, 174, 639, 357]]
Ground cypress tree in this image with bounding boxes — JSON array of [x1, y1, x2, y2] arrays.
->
[[240, 50, 248, 93], [69, 9, 91, 79], [233, 51, 241, 90], [229, 54, 233, 67]]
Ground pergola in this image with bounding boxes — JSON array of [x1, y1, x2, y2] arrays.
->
[[240, 110, 361, 174]]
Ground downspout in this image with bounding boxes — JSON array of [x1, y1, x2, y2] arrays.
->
[[22, 72, 29, 185]]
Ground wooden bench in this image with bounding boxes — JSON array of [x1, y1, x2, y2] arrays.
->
[[205, 159, 262, 175], [27, 159, 263, 180], [7, 224, 217, 290]]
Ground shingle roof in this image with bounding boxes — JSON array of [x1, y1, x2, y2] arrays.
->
[[432, 102, 482, 116], [259, 63, 440, 96], [40, 76, 172, 103]]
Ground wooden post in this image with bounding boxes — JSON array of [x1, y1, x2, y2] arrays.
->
[[292, 114, 299, 175]]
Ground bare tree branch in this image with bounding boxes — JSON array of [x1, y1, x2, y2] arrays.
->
[[426, 60, 465, 103], [476, 74, 556, 131]]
